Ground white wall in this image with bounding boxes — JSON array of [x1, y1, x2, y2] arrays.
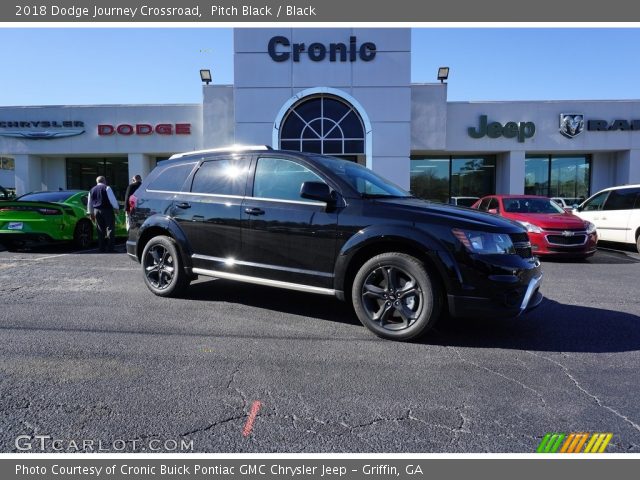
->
[[234, 28, 412, 188], [0, 104, 203, 157]]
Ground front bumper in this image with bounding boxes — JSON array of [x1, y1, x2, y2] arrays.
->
[[447, 254, 544, 319], [530, 231, 598, 257]]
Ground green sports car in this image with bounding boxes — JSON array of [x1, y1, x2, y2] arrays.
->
[[0, 190, 126, 250]]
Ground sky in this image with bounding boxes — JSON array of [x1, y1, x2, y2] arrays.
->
[[1, 28, 639, 105]]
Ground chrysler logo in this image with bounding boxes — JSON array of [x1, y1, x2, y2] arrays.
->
[[0, 120, 85, 140], [560, 113, 585, 138], [0, 129, 84, 139]]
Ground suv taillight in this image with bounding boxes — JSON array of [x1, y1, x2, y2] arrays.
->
[[129, 193, 137, 213]]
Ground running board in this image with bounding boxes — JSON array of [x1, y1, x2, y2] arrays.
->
[[191, 268, 336, 296]]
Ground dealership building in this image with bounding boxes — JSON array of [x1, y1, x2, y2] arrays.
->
[[1, 28, 640, 202]]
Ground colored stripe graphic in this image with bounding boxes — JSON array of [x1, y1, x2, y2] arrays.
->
[[572, 433, 589, 453], [538, 433, 612, 453]]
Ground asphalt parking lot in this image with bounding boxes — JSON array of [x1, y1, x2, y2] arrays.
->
[[0, 243, 639, 453]]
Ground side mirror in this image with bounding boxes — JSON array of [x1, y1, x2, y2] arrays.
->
[[300, 181, 333, 203], [488, 208, 498, 214]]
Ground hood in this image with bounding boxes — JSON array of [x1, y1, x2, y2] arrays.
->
[[502, 212, 589, 230], [373, 197, 525, 233]]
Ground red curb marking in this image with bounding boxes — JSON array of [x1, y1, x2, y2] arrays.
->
[[242, 400, 262, 437]]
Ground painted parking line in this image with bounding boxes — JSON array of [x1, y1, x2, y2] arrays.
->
[[242, 400, 262, 437]]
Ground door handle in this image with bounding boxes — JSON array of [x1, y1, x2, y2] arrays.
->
[[176, 202, 191, 209], [244, 207, 265, 216]]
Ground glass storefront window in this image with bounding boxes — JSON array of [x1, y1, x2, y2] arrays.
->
[[66, 158, 129, 201], [410, 156, 496, 203], [410, 157, 449, 202], [525, 155, 590, 201], [1, 157, 15, 170]]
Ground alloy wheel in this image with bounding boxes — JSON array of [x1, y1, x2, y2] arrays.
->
[[361, 265, 424, 331], [144, 244, 175, 290]]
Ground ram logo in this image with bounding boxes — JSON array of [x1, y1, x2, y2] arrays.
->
[[560, 113, 585, 138]]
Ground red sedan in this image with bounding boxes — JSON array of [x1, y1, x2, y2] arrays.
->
[[471, 195, 598, 257]]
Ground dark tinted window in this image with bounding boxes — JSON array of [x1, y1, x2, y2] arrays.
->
[[18, 191, 76, 203], [147, 163, 196, 192], [190, 158, 250, 196], [603, 188, 640, 211], [253, 157, 324, 201], [582, 191, 609, 211], [503, 197, 564, 214], [488, 198, 500, 211]]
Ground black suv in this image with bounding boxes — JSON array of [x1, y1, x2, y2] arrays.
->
[[127, 147, 543, 341]]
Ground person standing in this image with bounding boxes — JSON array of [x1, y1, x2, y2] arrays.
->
[[88, 176, 120, 252], [124, 174, 142, 230]]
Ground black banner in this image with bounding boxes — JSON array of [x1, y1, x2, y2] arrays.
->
[[4, 0, 640, 22]]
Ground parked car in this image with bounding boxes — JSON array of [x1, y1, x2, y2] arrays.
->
[[572, 184, 640, 253], [0, 190, 126, 250], [471, 195, 597, 258], [0, 185, 15, 201], [127, 147, 543, 341], [449, 196, 479, 208], [551, 197, 583, 210]]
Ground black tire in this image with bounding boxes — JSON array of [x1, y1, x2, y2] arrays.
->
[[636, 234, 640, 255], [141, 235, 188, 297], [351, 252, 441, 341], [73, 220, 93, 249]]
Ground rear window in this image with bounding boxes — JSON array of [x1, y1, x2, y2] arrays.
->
[[18, 191, 75, 203], [147, 162, 197, 192], [603, 188, 640, 211]]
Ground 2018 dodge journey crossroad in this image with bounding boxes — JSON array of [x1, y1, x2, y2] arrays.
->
[[127, 146, 543, 341]]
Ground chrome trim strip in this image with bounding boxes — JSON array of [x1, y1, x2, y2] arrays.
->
[[247, 196, 326, 207], [519, 273, 543, 315], [594, 227, 632, 231], [191, 268, 335, 295], [191, 253, 334, 278], [147, 190, 245, 200], [141, 190, 325, 207]]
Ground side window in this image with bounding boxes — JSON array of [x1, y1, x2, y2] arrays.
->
[[488, 198, 500, 212], [478, 198, 491, 211], [253, 157, 325, 202], [80, 194, 88, 207], [147, 162, 196, 192], [582, 191, 609, 211], [603, 188, 640, 211], [190, 157, 250, 196]]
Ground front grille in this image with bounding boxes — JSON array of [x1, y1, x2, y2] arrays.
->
[[509, 233, 533, 258], [546, 234, 587, 246]]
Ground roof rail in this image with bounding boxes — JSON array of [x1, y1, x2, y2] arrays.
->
[[169, 145, 272, 160]]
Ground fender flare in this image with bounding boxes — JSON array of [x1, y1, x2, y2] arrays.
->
[[333, 224, 461, 295], [137, 215, 194, 271]]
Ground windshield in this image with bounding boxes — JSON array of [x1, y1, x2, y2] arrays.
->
[[503, 197, 565, 214], [311, 155, 411, 198], [18, 191, 76, 203]]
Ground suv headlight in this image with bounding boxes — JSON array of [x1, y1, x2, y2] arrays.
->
[[452, 228, 516, 255], [586, 221, 597, 234], [517, 221, 543, 234]]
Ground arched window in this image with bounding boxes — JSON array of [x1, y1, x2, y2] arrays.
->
[[279, 94, 365, 160]]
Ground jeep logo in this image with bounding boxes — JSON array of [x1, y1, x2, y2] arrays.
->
[[468, 115, 536, 143]]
